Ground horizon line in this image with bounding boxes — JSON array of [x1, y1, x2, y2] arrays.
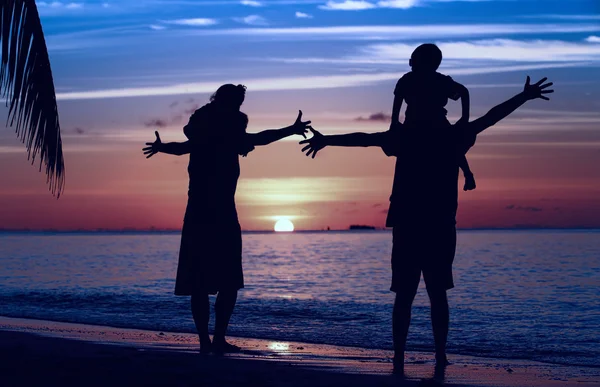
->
[[1, 227, 600, 234]]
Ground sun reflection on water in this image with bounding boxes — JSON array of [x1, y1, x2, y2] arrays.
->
[[268, 342, 290, 352]]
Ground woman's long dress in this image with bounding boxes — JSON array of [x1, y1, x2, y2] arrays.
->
[[174, 103, 254, 296]]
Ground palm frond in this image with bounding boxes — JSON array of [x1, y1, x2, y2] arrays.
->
[[0, 0, 64, 197]]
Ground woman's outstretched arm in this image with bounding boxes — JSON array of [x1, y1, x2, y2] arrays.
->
[[247, 110, 311, 146], [143, 131, 191, 158], [299, 128, 389, 158], [469, 76, 554, 136]]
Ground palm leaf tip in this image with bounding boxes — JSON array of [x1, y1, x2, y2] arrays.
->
[[1, 0, 65, 198]]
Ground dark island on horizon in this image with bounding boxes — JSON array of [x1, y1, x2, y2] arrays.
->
[[349, 225, 377, 230]]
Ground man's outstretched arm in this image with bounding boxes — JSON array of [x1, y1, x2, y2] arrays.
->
[[470, 76, 553, 136], [299, 128, 388, 158]]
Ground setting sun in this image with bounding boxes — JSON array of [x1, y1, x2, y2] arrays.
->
[[274, 219, 294, 233]]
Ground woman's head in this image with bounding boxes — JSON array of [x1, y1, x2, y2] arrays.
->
[[210, 84, 246, 110]]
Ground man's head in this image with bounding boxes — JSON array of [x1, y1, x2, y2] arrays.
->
[[409, 43, 442, 72], [211, 84, 246, 110]]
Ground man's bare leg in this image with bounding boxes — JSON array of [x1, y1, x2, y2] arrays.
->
[[392, 281, 419, 375], [427, 287, 450, 366]]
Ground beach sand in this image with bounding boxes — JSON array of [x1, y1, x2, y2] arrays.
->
[[1, 316, 598, 387]]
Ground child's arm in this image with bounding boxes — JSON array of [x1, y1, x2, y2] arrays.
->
[[143, 131, 191, 158], [299, 128, 389, 158], [246, 110, 310, 147], [391, 94, 403, 128], [390, 77, 405, 129], [454, 81, 470, 125]]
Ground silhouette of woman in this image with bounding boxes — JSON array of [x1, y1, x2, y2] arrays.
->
[[143, 84, 310, 354]]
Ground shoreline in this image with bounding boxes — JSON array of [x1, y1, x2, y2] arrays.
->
[[2, 313, 596, 369], [1, 316, 598, 386]]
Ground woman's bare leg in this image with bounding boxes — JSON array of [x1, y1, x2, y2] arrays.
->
[[213, 290, 239, 353], [191, 292, 211, 353]]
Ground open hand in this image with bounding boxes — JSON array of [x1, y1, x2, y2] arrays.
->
[[299, 127, 325, 158], [142, 131, 162, 158], [523, 76, 554, 101], [291, 110, 311, 138]]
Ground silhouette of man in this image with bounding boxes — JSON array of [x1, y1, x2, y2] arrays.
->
[[300, 76, 553, 375]]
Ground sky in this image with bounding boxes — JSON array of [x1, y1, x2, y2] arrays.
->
[[0, 0, 599, 231]]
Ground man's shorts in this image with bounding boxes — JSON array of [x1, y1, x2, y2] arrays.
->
[[390, 224, 457, 292]]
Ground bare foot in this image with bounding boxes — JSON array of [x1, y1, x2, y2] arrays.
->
[[212, 340, 241, 355], [199, 336, 212, 354], [435, 354, 450, 367], [392, 356, 405, 376]]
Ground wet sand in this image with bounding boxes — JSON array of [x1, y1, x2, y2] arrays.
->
[[1, 316, 598, 387]]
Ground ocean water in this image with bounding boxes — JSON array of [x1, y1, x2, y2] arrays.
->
[[0, 230, 599, 367]]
